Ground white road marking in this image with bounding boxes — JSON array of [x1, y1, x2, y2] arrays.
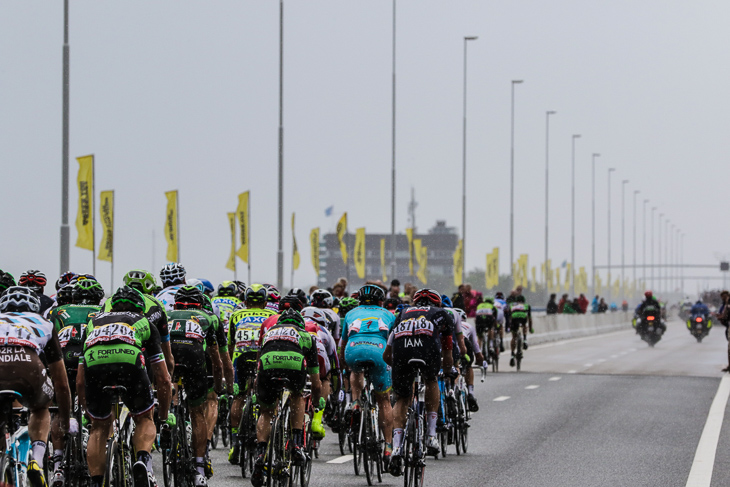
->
[[629, 348, 637, 352], [529, 328, 633, 351], [525, 385, 540, 390], [610, 354, 618, 358], [568, 370, 577, 374], [584, 363, 593, 367], [548, 377, 561, 381], [685, 375, 730, 487], [493, 396, 511, 402], [597, 358, 606, 363], [327, 455, 354, 464], [619, 351, 628, 355]]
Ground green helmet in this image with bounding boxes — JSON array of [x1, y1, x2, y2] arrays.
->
[[73, 279, 105, 305], [124, 269, 158, 295], [110, 286, 145, 313], [277, 308, 305, 328], [338, 297, 359, 317], [484, 296, 494, 303]]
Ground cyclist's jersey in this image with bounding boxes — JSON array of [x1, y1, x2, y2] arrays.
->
[[212, 295, 242, 334], [259, 321, 319, 375], [387, 305, 454, 352], [305, 320, 336, 374], [302, 306, 341, 340], [229, 307, 277, 356], [475, 303, 496, 324], [81, 311, 164, 368], [201, 304, 227, 353], [156, 285, 184, 311], [48, 304, 101, 371], [341, 305, 394, 345], [494, 299, 507, 323], [167, 309, 218, 350], [265, 302, 279, 313], [459, 319, 481, 354], [507, 302, 531, 324], [442, 308, 463, 334], [0, 311, 63, 363], [103, 294, 169, 342]]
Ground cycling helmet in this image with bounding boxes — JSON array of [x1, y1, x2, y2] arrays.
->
[[395, 303, 410, 314], [174, 285, 205, 310], [644, 290, 653, 299], [453, 308, 467, 323], [277, 308, 305, 328], [484, 296, 494, 303], [56, 284, 75, 306], [383, 298, 400, 311], [197, 279, 215, 296], [515, 295, 526, 303], [339, 297, 360, 315], [440, 294, 453, 308], [413, 288, 442, 307], [263, 284, 281, 303], [358, 285, 385, 305], [301, 307, 329, 327], [217, 281, 238, 297], [245, 284, 268, 305], [0, 286, 41, 313], [233, 281, 247, 298], [287, 288, 309, 308], [55, 272, 77, 291], [19, 270, 47, 293], [311, 289, 334, 308], [160, 263, 186, 287], [110, 286, 145, 313], [280, 294, 304, 312], [495, 292, 505, 299], [201, 295, 215, 314], [73, 279, 105, 305], [0, 271, 16, 294], [124, 269, 158, 295]]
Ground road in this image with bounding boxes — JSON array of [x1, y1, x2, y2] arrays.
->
[[190, 319, 730, 487]]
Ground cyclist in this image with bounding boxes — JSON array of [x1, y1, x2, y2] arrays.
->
[[212, 281, 242, 335], [475, 296, 497, 361], [0, 269, 16, 294], [263, 284, 281, 313], [338, 296, 359, 319], [302, 289, 341, 343], [48, 279, 104, 487], [454, 308, 484, 411], [251, 309, 323, 487], [50, 272, 77, 306], [506, 294, 533, 367], [339, 284, 395, 467], [494, 291, 507, 352], [227, 284, 277, 464], [0, 287, 73, 487], [19, 270, 54, 314], [384, 288, 454, 474], [301, 304, 337, 440], [287, 288, 309, 308], [156, 263, 188, 310], [77, 286, 173, 487], [167, 285, 226, 487]]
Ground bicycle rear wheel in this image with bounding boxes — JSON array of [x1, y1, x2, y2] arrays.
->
[[362, 407, 375, 486], [352, 414, 361, 476]]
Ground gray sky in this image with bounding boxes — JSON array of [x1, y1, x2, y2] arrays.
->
[[1, 1, 728, 293]]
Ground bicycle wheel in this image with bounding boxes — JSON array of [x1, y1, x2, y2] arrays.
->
[[363, 407, 374, 486], [352, 413, 361, 476], [300, 418, 313, 487], [104, 437, 123, 487], [0, 453, 15, 487], [516, 335, 523, 372], [402, 415, 412, 487], [240, 399, 252, 478], [458, 391, 469, 453]]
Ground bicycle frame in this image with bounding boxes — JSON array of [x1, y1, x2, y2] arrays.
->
[[0, 392, 30, 487]]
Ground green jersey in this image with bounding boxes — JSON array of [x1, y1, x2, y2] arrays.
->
[[48, 304, 101, 369], [167, 309, 217, 350], [82, 311, 164, 368], [260, 321, 319, 375]]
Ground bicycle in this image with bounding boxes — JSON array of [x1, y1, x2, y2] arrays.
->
[[451, 370, 469, 455], [301, 382, 318, 487], [101, 386, 134, 487], [513, 327, 524, 371], [211, 394, 230, 450], [236, 379, 258, 479], [349, 361, 383, 485], [0, 390, 31, 487], [55, 396, 90, 487], [436, 373, 453, 458], [401, 359, 426, 487], [161, 366, 196, 487]]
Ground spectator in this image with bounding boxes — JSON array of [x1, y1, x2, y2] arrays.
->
[[452, 284, 467, 310], [388, 279, 401, 299], [558, 294, 568, 313], [598, 298, 608, 313], [591, 295, 600, 313], [464, 288, 479, 317], [578, 294, 589, 314], [308, 285, 318, 296], [563, 299, 578, 314], [546, 294, 558, 315], [621, 300, 629, 312], [332, 283, 346, 298]]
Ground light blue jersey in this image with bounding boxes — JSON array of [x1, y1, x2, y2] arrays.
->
[[342, 305, 395, 344]]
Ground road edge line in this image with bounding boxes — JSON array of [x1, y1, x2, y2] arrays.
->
[[685, 374, 730, 487]]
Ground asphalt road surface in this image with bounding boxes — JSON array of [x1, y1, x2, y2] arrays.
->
[[186, 319, 730, 487]]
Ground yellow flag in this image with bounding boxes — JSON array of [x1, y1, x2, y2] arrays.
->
[[453, 239, 464, 287], [555, 267, 562, 289], [595, 272, 602, 296], [577, 267, 588, 294], [380, 238, 387, 282], [564, 263, 572, 292], [519, 254, 529, 288], [164, 190, 179, 262], [310, 228, 321, 277], [292, 213, 300, 271], [546, 259, 553, 292], [486, 247, 500, 289], [530, 266, 537, 293], [226, 212, 236, 271], [406, 228, 414, 275], [354, 227, 366, 279], [235, 192, 250, 263], [414, 239, 428, 284], [337, 213, 348, 265], [98, 191, 113, 262], [75, 155, 94, 250], [613, 278, 620, 298]]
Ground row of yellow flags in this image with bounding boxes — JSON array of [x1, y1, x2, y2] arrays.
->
[[74, 155, 114, 262]]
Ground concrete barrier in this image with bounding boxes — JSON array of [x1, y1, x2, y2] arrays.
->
[[468, 311, 633, 345]]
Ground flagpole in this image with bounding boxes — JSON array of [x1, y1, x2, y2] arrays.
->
[[248, 201, 252, 285], [346, 220, 350, 287], [92, 155, 96, 276], [110, 190, 114, 291], [176, 190, 181, 262], [60, 0, 70, 275]]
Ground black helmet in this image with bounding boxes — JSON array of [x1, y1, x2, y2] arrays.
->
[[311, 289, 334, 308], [159, 263, 186, 287], [287, 288, 308, 307], [280, 295, 304, 312], [358, 284, 385, 305], [73, 279, 105, 305], [174, 285, 205, 310], [384, 297, 400, 311], [110, 286, 145, 313], [0, 271, 17, 294], [277, 308, 305, 328], [0, 286, 41, 313], [56, 284, 75, 306], [515, 295, 525, 303], [55, 272, 77, 291]]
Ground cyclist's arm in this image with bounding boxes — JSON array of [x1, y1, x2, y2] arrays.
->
[[207, 344, 224, 394], [383, 332, 394, 366], [144, 320, 172, 419], [306, 337, 322, 403], [213, 320, 234, 394], [45, 329, 72, 433]]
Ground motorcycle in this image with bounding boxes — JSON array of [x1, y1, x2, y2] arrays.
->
[[638, 311, 664, 347], [687, 314, 712, 343]]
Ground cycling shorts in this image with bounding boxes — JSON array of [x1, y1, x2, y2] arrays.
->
[[171, 342, 208, 408], [391, 338, 441, 399], [0, 348, 53, 410], [344, 338, 391, 393], [475, 316, 497, 335], [457, 338, 474, 367], [234, 351, 258, 389], [509, 319, 528, 334], [255, 363, 306, 408], [84, 362, 154, 420]]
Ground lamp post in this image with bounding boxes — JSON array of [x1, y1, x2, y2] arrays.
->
[[658, 213, 664, 293], [651, 207, 657, 288], [633, 190, 640, 300], [591, 153, 600, 295], [571, 134, 581, 296], [60, 0, 70, 274], [509, 79, 524, 280], [461, 35, 478, 283], [544, 111, 557, 286], [276, 0, 285, 289], [607, 168, 615, 302], [389, 0, 397, 280], [621, 179, 628, 300], [643, 199, 649, 290]]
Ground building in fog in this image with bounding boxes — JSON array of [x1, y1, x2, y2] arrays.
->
[[317, 220, 459, 292]]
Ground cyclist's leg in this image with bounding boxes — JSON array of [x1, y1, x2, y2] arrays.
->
[[87, 418, 113, 476], [522, 324, 529, 349]]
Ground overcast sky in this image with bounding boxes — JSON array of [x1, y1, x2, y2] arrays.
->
[[1, 1, 728, 294]]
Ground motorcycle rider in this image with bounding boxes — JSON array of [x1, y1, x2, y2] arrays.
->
[[636, 291, 666, 335], [690, 298, 710, 320]]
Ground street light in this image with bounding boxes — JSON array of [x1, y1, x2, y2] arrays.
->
[[544, 110, 557, 286], [276, 0, 285, 289], [509, 79, 524, 280], [461, 35, 478, 282], [659, 213, 664, 293], [633, 190, 640, 300], [60, 0, 70, 274], [591, 153, 600, 295], [651, 207, 657, 288], [643, 199, 649, 289], [389, 0, 397, 280], [621, 179, 629, 301], [571, 134, 581, 296], [607, 167, 615, 302]]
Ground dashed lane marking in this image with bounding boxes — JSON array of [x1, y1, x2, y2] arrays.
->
[[584, 363, 593, 367], [327, 455, 354, 464], [568, 370, 577, 374], [597, 358, 606, 363], [493, 396, 511, 402], [548, 377, 561, 381], [610, 354, 618, 358], [525, 385, 539, 390]]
